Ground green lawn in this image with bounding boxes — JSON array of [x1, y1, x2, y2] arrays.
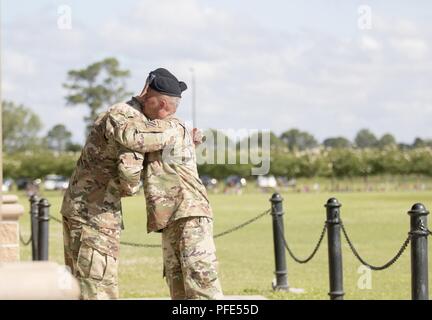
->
[[16, 189, 431, 300]]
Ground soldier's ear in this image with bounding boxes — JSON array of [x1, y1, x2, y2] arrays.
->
[[159, 98, 168, 110]]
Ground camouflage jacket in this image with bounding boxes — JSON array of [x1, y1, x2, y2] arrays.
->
[[143, 117, 213, 233], [60, 99, 179, 256]]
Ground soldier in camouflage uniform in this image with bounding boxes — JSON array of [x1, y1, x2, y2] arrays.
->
[[62, 67, 223, 300], [60, 78, 181, 299], [138, 68, 224, 300]]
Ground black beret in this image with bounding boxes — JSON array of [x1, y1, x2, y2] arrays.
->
[[148, 68, 187, 98]]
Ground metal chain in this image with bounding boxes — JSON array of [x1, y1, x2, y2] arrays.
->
[[48, 210, 270, 248], [277, 218, 327, 264], [46, 214, 160, 248], [213, 209, 271, 239], [418, 222, 432, 236], [120, 209, 271, 248], [49, 215, 63, 224], [340, 220, 411, 271], [19, 231, 32, 246], [121, 209, 272, 248], [120, 241, 161, 248], [44, 214, 160, 248]]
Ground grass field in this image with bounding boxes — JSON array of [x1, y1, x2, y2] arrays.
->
[[15, 188, 431, 300]]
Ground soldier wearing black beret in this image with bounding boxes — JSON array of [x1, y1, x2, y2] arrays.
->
[[147, 67, 188, 97], [134, 68, 224, 300]]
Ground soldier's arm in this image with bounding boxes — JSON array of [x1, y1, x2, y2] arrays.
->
[[117, 149, 144, 197], [106, 113, 178, 154]]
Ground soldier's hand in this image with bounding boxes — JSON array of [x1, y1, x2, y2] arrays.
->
[[192, 128, 205, 146]]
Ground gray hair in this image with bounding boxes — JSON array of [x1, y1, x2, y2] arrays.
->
[[162, 95, 180, 111], [155, 92, 181, 115], [169, 96, 180, 109]]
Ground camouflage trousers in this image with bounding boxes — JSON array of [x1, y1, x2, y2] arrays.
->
[[62, 216, 120, 300], [162, 216, 224, 300]]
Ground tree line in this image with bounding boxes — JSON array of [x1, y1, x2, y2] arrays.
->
[[3, 100, 431, 154], [197, 147, 432, 179]]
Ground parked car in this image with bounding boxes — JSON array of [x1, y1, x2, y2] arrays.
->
[[257, 175, 278, 189], [16, 177, 32, 190], [200, 175, 218, 190], [44, 174, 69, 191], [276, 177, 297, 188], [224, 175, 247, 194], [2, 178, 14, 192], [225, 175, 247, 188]]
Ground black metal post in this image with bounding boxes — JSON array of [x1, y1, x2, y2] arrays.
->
[[270, 193, 289, 291], [325, 198, 344, 300], [408, 203, 429, 300], [29, 195, 39, 261], [37, 198, 50, 261]]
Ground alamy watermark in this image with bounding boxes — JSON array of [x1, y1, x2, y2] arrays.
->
[[357, 5, 372, 30], [357, 265, 372, 290], [57, 5, 72, 30], [161, 127, 271, 176], [57, 265, 73, 290]]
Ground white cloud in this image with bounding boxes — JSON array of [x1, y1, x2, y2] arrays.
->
[[360, 35, 382, 51], [389, 37, 429, 60], [2, 1, 432, 144], [3, 50, 37, 76], [2, 79, 16, 95]]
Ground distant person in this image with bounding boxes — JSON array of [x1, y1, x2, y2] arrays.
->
[[25, 180, 39, 197]]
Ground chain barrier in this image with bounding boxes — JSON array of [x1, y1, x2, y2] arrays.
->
[[19, 231, 32, 246], [340, 220, 411, 271], [213, 209, 271, 239], [49, 210, 270, 248], [47, 210, 430, 266], [418, 222, 432, 236], [48, 214, 160, 248], [277, 218, 327, 264], [120, 241, 162, 248], [50, 215, 63, 224]]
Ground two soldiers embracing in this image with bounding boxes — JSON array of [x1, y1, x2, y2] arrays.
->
[[61, 68, 223, 300]]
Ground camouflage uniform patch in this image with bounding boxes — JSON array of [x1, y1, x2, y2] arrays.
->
[[162, 216, 224, 300], [118, 150, 144, 197], [143, 118, 213, 233]]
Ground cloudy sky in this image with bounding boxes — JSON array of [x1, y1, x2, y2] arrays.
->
[[2, 0, 432, 144]]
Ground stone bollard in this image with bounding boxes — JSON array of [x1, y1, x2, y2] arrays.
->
[[0, 261, 80, 299], [0, 195, 24, 262], [2, 195, 19, 204], [30, 195, 40, 261]]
